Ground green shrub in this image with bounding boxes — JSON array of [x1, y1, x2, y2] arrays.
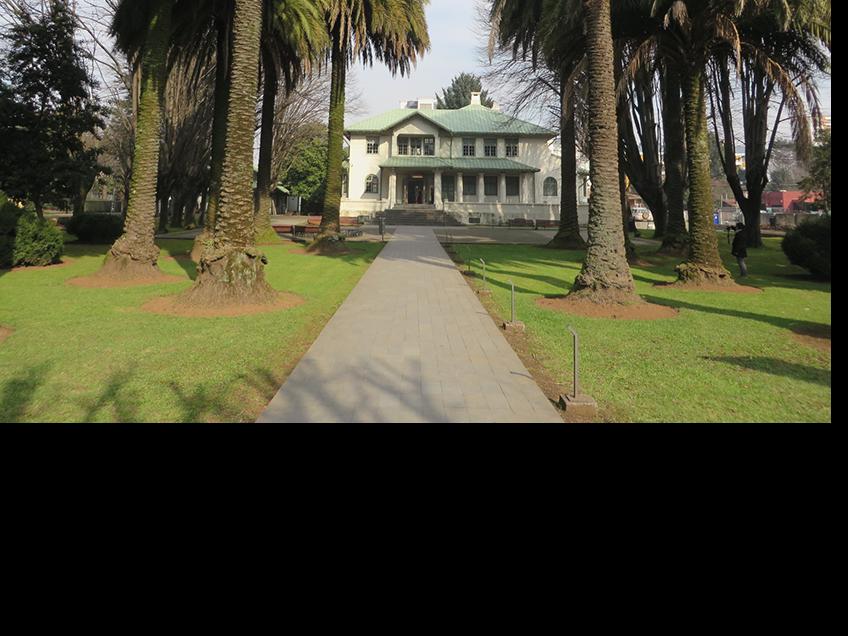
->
[[66, 213, 124, 243], [0, 204, 63, 268], [781, 215, 830, 279]]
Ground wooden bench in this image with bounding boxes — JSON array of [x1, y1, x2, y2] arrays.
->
[[340, 217, 363, 237], [534, 220, 559, 229]]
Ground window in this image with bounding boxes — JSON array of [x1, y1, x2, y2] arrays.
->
[[506, 138, 519, 157], [463, 138, 476, 157], [484, 138, 497, 157], [442, 175, 456, 202], [543, 177, 558, 196], [365, 174, 379, 194], [366, 137, 379, 154], [410, 138, 423, 156], [484, 176, 498, 196], [398, 137, 409, 155], [462, 175, 477, 196], [506, 176, 520, 197], [423, 137, 435, 156]]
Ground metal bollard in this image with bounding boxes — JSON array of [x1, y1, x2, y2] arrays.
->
[[568, 325, 579, 398], [480, 258, 486, 288], [557, 325, 597, 416], [510, 280, 516, 324]]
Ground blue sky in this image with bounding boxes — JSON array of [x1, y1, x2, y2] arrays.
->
[[348, 0, 492, 123], [347, 0, 832, 133]]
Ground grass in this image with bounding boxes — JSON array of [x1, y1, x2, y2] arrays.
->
[[0, 237, 383, 422], [452, 235, 830, 422]]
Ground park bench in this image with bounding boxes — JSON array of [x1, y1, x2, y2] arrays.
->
[[340, 217, 363, 237], [507, 218, 534, 228], [534, 219, 559, 229]]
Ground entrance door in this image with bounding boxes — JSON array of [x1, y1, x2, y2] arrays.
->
[[407, 177, 426, 204]]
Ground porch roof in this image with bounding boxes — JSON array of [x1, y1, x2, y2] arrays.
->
[[380, 157, 539, 173]]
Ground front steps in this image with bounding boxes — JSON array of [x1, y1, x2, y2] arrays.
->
[[381, 208, 464, 226]]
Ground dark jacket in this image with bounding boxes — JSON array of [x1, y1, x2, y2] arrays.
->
[[732, 230, 748, 258]]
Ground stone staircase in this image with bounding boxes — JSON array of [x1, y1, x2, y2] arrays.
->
[[381, 207, 464, 226]]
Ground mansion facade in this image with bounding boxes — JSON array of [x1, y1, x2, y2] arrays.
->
[[341, 93, 588, 224]]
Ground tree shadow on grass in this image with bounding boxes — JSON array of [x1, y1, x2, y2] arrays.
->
[[80, 367, 141, 423], [702, 356, 831, 387], [167, 367, 281, 422], [0, 362, 51, 422], [641, 294, 829, 335]]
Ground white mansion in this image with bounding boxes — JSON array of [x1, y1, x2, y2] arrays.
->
[[341, 92, 588, 224]]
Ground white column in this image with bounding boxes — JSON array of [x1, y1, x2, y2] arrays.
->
[[388, 170, 397, 209], [478, 174, 485, 203], [457, 172, 464, 203], [521, 173, 530, 203], [498, 174, 506, 204], [434, 170, 442, 207]]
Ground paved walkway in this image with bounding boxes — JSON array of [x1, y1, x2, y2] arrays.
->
[[257, 226, 563, 423]]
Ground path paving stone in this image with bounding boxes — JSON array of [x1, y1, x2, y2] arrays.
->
[[257, 226, 563, 423]]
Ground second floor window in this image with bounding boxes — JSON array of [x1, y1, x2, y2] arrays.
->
[[484, 138, 497, 157], [463, 138, 476, 157], [366, 137, 379, 154], [397, 136, 435, 156], [506, 138, 519, 157]]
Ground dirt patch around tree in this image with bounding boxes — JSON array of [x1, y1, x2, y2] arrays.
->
[[141, 291, 304, 318], [67, 270, 187, 288], [653, 281, 762, 294], [0, 326, 12, 344], [790, 324, 831, 353], [536, 295, 679, 320]]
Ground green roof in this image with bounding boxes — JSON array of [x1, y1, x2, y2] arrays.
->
[[347, 104, 555, 137], [380, 156, 539, 173]]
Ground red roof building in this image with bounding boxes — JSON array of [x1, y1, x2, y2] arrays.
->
[[762, 190, 817, 211]]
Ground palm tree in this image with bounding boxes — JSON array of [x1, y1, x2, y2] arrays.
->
[[100, 0, 172, 280], [319, 0, 430, 238], [658, 60, 689, 254], [646, 0, 769, 283], [569, 0, 638, 301], [255, 0, 327, 243], [182, 0, 276, 304], [489, 0, 587, 249], [708, 0, 829, 247]]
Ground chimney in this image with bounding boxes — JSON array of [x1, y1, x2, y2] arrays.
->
[[470, 91, 482, 106]]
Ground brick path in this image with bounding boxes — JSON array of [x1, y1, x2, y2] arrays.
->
[[257, 226, 563, 423]]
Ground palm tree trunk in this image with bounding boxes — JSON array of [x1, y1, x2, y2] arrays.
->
[[182, 0, 274, 305], [676, 69, 731, 284], [658, 64, 688, 254], [101, 0, 170, 278], [548, 75, 586, 249], [319, 33, 346, 236], [192, 10, 230, 263], [619, 139, 637, 263], [569, 0, 637, 302], [255, 44, 280, 243]]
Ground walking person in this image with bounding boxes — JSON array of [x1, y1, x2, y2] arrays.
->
[[731, 222, 748, 277]]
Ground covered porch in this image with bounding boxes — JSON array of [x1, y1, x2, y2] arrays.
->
[[381, 157, 539, 210]]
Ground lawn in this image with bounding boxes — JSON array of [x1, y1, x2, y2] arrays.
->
[[0, 237, 383, 422], [452, 235, 831, 422]]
